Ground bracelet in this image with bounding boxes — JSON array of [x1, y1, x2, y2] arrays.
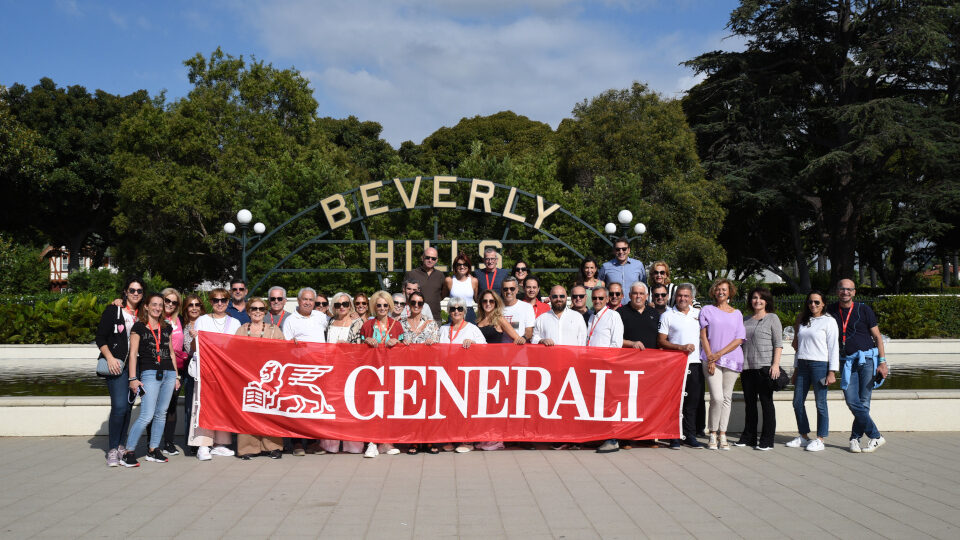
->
[[878, 357, 886, 362], [128, 377, 138, 382]]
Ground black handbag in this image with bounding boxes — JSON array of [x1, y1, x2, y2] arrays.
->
[[761, 366, 790, 391], [96, 306, 128, 377]]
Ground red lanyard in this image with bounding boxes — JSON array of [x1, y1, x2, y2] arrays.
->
[[449, 320, 465, 342], [840, 304, 854, 344], [271, 311, 285, 326], [375, 318, 395, 343], [124, 305, 138, 318], [148, 321, 162, 365], [485, 270, 496, 292], [588, 308, 608, 342]]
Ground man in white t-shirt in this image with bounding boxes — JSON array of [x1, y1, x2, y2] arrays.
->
[[658, 283, 704, 449], [586, 287, 624, 348], [532, 286, 586, 346], [500, 276, 533, 344], [282, 287, 329, 343]]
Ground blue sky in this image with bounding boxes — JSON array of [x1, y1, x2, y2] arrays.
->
[[1, 0, 743, 146]]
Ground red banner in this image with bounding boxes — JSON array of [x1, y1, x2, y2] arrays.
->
[[197, 331, 687, 443]]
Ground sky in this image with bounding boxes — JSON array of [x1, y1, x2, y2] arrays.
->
[[1, 0, 744, 147]]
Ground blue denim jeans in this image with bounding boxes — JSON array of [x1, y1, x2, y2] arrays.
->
[[792, 360, 829, 438], [843, 358, 881, 440], [105, 372, 133, 449], [125, 370, 177, 451]]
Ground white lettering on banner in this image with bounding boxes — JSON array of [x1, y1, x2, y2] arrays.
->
[[243, 360, 646, 423]]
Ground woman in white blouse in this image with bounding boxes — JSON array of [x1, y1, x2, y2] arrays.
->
[[438, 296, 486, 452], [787, 290, 839, 452], [321, 292, 365, 455]]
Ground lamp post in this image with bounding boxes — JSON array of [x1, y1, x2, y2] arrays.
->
[[223, 209, 266, 287], [604, 209, 646, 243]]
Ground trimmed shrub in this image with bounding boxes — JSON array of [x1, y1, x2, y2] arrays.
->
[[0, 293, 107, 344], [873, 296, 939, 339]]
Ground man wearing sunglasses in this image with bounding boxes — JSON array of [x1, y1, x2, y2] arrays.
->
[[403, 247, 445, 320], [500, 276, 534, 344], [400, 279, 435, 320], [569, 285, 592, 324], [226, 278, 251, 324], [606, 283, 625, 311], [474, 246, 509, 296], [651, 284, 670, 314], [532, 285, 586, 346], [598, 238, 646, 305], [266, 286, 290, 329]]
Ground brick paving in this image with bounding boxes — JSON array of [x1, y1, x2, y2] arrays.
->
[[1, 433, 958, 539]]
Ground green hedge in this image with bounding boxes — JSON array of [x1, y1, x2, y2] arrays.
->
[[0, 293, 108, 344]]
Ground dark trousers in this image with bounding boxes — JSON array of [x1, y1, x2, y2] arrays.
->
[[740, 368, 776, 447], [105, 371, 133, 449], [681, 363, 705, 440], [147, 366, 187, 446]]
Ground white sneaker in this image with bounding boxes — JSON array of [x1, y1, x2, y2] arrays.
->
[[718, 434, 730, 451], [455, 444, 473, 453], [805, 438, 825, 452], [707, 433, 718, 450], [364, 443, 379, 458], [379, 443, 400, 455], [785, 436, 811, 448], [210, 445, 235, 457], [197, 446, 212, 461], [861, 436, 886, 453], [849, 438, 862, 453]]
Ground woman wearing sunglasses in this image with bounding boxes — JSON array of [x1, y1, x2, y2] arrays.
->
[[353, 292, 371, 319], [787, 290, 839, 452], [320, 292, 365, 455], [180, 293, 205, 455], [96, 277, 144, 467], [359, 291, 404, 457], [145, 288, 188, 457], [188, 288, 241, 461], [475, 290, 521, 344], [234, 297, 285, 460], [121, 293, 179, 467], [400, 291, 439, 345], [439, 296, 487, 452], [444, 251, 479, 323], [649, 261, 677, 308], [511, 260, 532, 287]]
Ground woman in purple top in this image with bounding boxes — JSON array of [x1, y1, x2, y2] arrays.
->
[[699, 278, 745, 450]]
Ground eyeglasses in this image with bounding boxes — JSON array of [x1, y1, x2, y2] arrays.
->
[[652, 270, 667, 275], [231, 287, 246, 292], [484, 257, 497, 262], [593, 296, 607, 301], [614, 247, 629, 252], [317, 301, 328, 307], [450, 306, 465, 312], [187, 302, 202, 308], [549, 295, 566, 299], [514, 267, 528, 272], [354, 301, 368, 306], [481, 299, 495, 304], [211, 298, 229, 304], [269, 296, 284, 302], [502, 287, 517, 292], [409, 300, 424, 307], [333, 302, 350, 309], [571, 294, 585, 300], [455, 263, 468, 268], [127, 288, 143, 294], [248, 306, 266, 312], [375, 303, 390, 309], [653, 293, 668, 298], [423, 256, 438, 261], [807, 300, 822, 306], [610, 291, 622, 296], [163, 298, 179, 307]]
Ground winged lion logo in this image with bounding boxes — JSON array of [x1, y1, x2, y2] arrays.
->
[[242, 360, 336, 419]]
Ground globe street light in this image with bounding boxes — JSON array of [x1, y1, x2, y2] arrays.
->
[[605, 208, 647, 248], [224, 209, 267, 287]]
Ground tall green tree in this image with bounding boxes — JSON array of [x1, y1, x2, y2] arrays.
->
[[685, 0, 960, 289]]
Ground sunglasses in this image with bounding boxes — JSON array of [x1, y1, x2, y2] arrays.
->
[[355, 301, 368, 306], [375, 303, 390, 308], [610, 291, 623, 296], [514, 267, 528, 272], [423, 256, 438, 261], [480, 299, 496, 304], [807, 300, 822, 305], [409, 300, 424, 307], [269, 297, 285, 302], [333, 302, 350, 309], [248, 306, 266, 312], [127, 288, 143, 295], [502, 287, 517, 292], [653, 293, 668, 298], [394, 301, 406, 307], [187, 302, 202, 308], [652, 270, 667, 275], [550, 294, 566, 299], [317, 301, 328, 307], [231, 287, 245, 292], [211, 298, 229, 304], [571, 294, 585, 300], [593, 296, 607, 301], [614, 247, 629, 252], [450, 306, 465, 312], [455, 263, 468, 268], [163, 298, 179, 307]]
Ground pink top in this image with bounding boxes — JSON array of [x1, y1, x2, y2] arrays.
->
[[699, 305, 746, 372], [167, 316, 187, 370]]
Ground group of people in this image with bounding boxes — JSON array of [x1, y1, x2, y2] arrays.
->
[[96, 239, 890, 468]]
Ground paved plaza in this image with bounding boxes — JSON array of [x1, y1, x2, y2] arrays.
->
[[1, 433, 958, 539]]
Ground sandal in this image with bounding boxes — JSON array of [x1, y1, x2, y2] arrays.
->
[[407, 444, 419, 455]]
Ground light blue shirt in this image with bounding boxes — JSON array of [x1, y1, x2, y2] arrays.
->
[[598, 257, 646, 304]]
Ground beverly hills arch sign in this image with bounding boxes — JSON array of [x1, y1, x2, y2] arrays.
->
[[245, 176, 615, 294]]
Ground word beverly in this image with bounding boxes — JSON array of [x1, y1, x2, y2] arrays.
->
[[341, 364, 648, 422]]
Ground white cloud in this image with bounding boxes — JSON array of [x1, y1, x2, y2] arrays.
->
[[237, 0, 742, 145]]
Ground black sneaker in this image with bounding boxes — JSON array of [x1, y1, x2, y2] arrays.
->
[[268, 449, 282, 459], [122, 451, 140, 468], [162, 442, 180, 455], [145, 448, 168, 463]]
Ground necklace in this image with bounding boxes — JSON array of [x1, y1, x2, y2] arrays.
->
[[211, 316, 226, 332], [246, 322, 266, 337]]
